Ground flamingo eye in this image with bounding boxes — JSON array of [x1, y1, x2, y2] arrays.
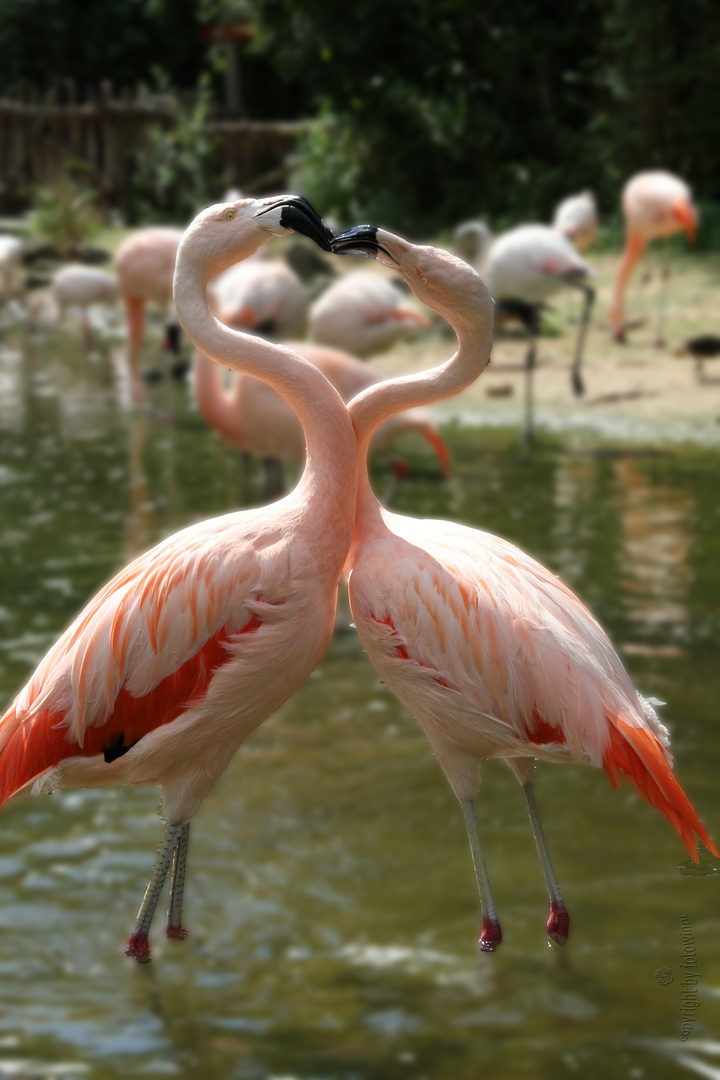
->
[[224, 209, 235, 221], [421, 275, 428, 285]]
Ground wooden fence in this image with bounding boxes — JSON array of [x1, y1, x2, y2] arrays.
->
[[0, 82, 310, 208]]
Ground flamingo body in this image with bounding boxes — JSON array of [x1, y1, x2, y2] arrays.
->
[[487, 224, 592, 305], [0, 195, 357, 960], [0, 505, 340, 823], [52, 264, 119, 310], [348, 510, 709, 844], [210, 258, 309, 338], [309, 271, 430, 357]]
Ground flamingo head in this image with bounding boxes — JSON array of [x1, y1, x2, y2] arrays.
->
[[671, 197, 698, 243], [331, 224, 493, 346], [177, 195, 334, 285]]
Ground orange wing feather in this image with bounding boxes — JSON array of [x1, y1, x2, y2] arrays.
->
[[0, 614, 264, 807]]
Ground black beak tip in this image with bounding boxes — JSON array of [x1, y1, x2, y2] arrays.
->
[[330, 224, 382, 258], [278, 197, 334, 252]]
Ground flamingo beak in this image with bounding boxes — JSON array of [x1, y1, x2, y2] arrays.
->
[[254, 196, 335, 251], [331, 226, 408, 271], [672, 199, 697, 242], [331, 225, 389, 260]]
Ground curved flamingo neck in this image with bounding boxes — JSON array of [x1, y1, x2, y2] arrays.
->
[[175, 259, 357, 539], [349, 313, 491, 518]]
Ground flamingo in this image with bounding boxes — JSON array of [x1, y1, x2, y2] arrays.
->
[[192, 341, 450, 476], [209, 256, 310, 338], [454, 221, 595, 442], [552, 191, 599, 252], [309, 270, 431, 357], [51, 264, 119, 345], [115, 227, 184, 404], [0, 195, 358, 963], [331, 222, 717, 951], [609, 170, 697, 345]]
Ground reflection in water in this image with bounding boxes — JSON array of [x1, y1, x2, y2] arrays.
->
[[123, 413, 157, 561], [0, 345, 25, 433], [614, 458, 692, 654]]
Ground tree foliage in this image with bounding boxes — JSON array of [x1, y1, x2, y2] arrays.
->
[[2, 0, 720, 234]]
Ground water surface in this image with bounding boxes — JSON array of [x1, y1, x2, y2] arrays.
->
[[0, 325, 717, 1080]]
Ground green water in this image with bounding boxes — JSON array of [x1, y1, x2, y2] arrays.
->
[[0, 325, 717, 1080]]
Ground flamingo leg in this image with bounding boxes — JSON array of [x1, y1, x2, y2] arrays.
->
[[610, 230, 646, 342], [520, 779, 569, 946], [125, 821, 186, 963], [568, 283, 595, 397], [166, 822, 191, 940], [460, 799, 502, 951], [655, 243, 670, 348], [523, 335, 537, 445]]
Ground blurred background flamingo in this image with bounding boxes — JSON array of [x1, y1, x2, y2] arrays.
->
[[308, 270, 431, 357], [51, 264, 119, 345], [115, 226, 183, 404], [454, 220, 595, 440], [609, 170, 697, 345]]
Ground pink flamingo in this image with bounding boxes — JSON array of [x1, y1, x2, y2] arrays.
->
[[309, 270, 431, 357], [209, 257, 310, 338], [0, 195, 358, 963], [609, 170, 697, 345], [115, 227, 183, 404], [331, 222, 717, 951], [192, 341, 450, 473]]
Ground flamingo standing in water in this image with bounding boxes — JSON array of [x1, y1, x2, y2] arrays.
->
[[0, 195, 358, 963], [115, 227, 183, 404], [609, 171, 697, 345], [454, 221, 595, 441], [331, 222, 717, 951], [192, 341, 450, 475], [309, 270, 431, 357]]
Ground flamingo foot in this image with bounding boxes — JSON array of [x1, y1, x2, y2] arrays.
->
[[547, 901, 570, 947], [479, 916, 503, 952], [612, 327, 627, 344], [166, 924, 189, 941], [125, 930, 152, 963], [654, 337, 667, 349]]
